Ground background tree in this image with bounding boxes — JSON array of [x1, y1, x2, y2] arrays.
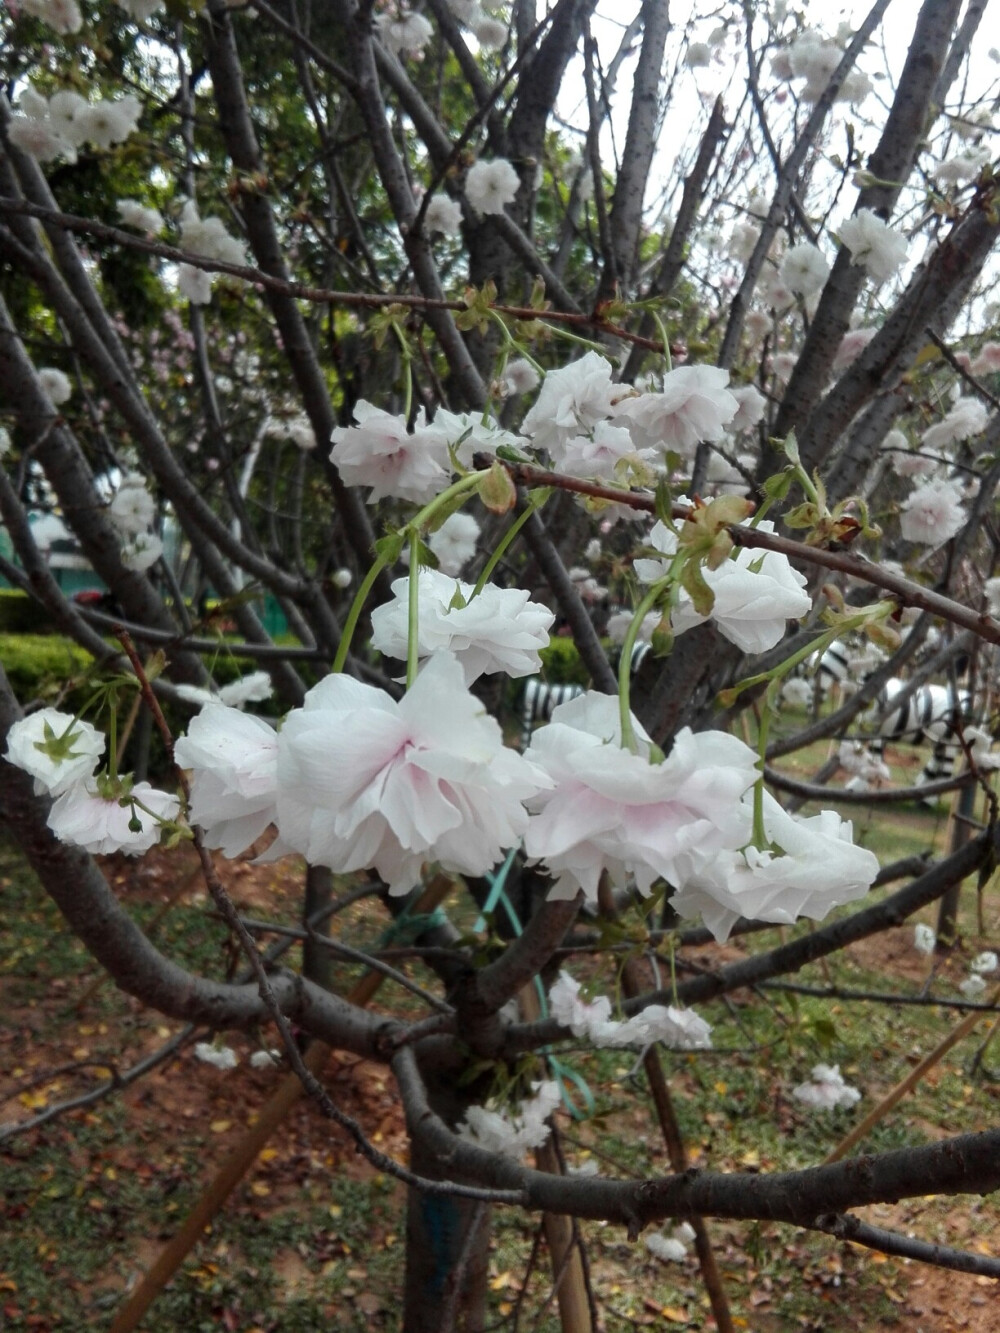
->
[[4, 1, 1000, 1329]]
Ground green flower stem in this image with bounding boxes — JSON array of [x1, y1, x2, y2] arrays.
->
[[394, 325, 413, 422], [751, 703, 772, 850], [108, 688, 118, 783], [332, 552, 392, 675], [407, 531, 420, 689], [410, 470, 485, 532], [651, 311, 672, 374], [618, 582, 666, 753], [471, 492, 549, 598]]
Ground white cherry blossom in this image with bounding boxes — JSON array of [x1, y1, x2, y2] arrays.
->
[[914, 923, 936, 955], [193, 1042, 239, 1070], [634, 520, 811, 654], [370, 570, 554, 684], [457, 1080, 561, 1158], [960, 974, 988, 999], [4, 708, 105, 796], [837, 209, 908, 283], [464, 158, 520, 215], [792, 1064, 861, 1110], [118, 199, 164, 233], [423, 194, 463, 235], [39, 367, 72, 405], [174, 704, 280, 858], [522, 352, 618, 456], [779, 242, 830, 297], [669, 792, 879, 943], [427, 511, 481, 575]]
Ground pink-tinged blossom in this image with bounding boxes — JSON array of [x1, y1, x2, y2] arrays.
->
[[837, 209, 908, 283], [457, 1080, 561, 1158], [770, 352, 797, 383], [972, 342, 1000, 376], [832, 327, 876, 372], [47, 778, 180, 855], [779, 242, 830, 297], [634, 520, 811, 654], [523, 692, 758, 901], [899, 477, 966, 547], [429, 407, 517, 467], [792, 1064, 861, 1110], [502, 358, 541, 396], [522, 352, 618, 456], [427, 511, 480, 575], [556, 421, 652, 480], [275, 653, 547, 894], [5, 707, 105, 797], [370, 570, 554, 684], [174, 705, 280, 858], [744, 310, 774, 342], [922, 397, 989, 450], [330, 401, 451, 503], [729, 383, 767, 432], [464, 158, 520, 215], [669, 792, 879, 943], [613, 365, 739, 458]]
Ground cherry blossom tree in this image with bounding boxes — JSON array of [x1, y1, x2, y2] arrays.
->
[[3, 0, 1000, 1328]]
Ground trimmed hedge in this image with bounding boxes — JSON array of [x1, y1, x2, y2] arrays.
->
[[0, 633, 95, 702]]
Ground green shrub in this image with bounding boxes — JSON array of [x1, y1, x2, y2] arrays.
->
[[537, 636, 588, 685], [0, 591, 53, 634], [0, 633, 95, 703]]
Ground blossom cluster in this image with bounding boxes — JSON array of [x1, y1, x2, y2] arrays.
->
[[9, 85, 140, 164], [4, 707, 180, 855]]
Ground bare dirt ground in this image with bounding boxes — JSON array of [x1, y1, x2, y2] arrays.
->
[[2, 845, 999, 1330]]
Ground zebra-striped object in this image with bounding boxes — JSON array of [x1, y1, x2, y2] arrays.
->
[[862, 677, 971, 796], [517, 641, 653, 748]]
